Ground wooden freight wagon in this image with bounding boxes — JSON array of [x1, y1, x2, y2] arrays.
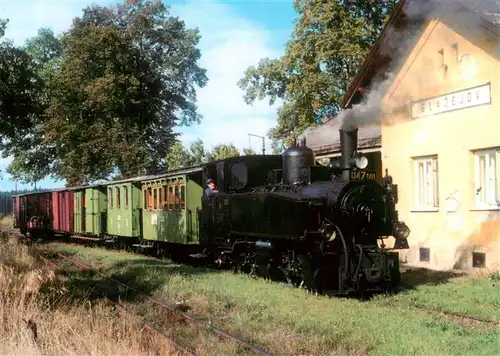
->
[[12, 195, 20, 229], [70, 184, 107, 237], [51, 189, 74, 235], [12, 191, 52, 236], [103, 177, 143, 240]]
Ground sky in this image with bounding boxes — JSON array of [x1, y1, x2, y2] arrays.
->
[[0, 0, 297, 191]]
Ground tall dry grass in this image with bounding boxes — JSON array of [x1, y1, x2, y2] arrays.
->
[[0, 215, 13, 230], [0, 232, 176, 356]]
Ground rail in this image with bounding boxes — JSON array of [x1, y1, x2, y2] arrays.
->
[[9, 230, 274, 356], [36, 252, 194, 356]]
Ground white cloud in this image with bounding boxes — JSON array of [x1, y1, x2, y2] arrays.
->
[[0, 0, 284, 189], [0, 156, 12, 165], [170, 2, 283, 153], [0, 0, 117, 46]]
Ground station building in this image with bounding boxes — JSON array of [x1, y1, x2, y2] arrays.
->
[[308, 0, 500, 271], [303, 120, 383, 182]]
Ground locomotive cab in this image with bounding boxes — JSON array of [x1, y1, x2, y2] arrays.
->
[[201, 155, 283, 194], [198, 128, 410, 295]]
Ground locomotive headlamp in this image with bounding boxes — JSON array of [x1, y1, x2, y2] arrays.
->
[[393, 222, 411, 250], [394, 221, 411, 239], [353, 154, 369, 170]]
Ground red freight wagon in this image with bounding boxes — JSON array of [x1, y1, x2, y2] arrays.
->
[[51, 189, 74, 234], [13, 195, 21, 229], [12, 191, 52, 236]]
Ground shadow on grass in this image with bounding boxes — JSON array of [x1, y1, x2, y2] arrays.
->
[[58, 255, 470, 304], [37, 235, 472, 304], [398, 265, 466, 291], [58, 255, 222, 304]]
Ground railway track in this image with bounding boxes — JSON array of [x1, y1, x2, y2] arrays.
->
[[5, 228, 497, 355], [35, 252, 194, 356], [9, 230, 275, 356], [412, 305, 499, 329]]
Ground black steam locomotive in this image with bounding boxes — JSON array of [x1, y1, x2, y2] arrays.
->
[[12, 125, 409, 296], [199, 128, 410, 295]]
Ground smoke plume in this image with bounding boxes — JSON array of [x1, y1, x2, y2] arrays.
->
[[336, 0, 500, 131], [338, 73, 396, 131]]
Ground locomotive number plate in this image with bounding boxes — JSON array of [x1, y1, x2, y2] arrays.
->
[[351, 171, 377, 180]]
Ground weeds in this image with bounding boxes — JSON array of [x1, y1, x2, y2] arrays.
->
[[0, 233, 175, 356], [51, 243, 500, 356], [490, 271, 500, 282]]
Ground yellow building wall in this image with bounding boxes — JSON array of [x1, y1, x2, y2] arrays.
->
[[381, 16, 500, 271]]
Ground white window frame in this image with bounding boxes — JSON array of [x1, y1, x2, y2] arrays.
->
[[474, 148, 500, 209], [414, 155, 439, 210]]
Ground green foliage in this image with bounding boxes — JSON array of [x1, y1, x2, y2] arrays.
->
[[0, 1, 208, 186], [166, 138, 210, 170], [44, 0, 207, 184], [242, 148, 257, 155], [490, 271, 500, 282], [188, 139, 209, 165], [165, 139, 243, 170], [4, 28, 61, 185], [0, 19, 6, 38], [209, 143, 240, 161], [25, 28, 62, 89], [238, 0, 396, 147], [0, 37, 45, 167]]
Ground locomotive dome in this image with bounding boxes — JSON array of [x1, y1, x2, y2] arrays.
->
[[281, 138, 315, 185]]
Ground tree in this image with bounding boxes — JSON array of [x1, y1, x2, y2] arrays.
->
[[4, 28, 62, 185], [242, 148, 257, 155], [164, 142, 194, 170], [0, 21, 46, 176], [209, 143, 240, 161], [165, 138, 209, 170], [238, 0, 396, 147], [25, 28, 62, 92], [43, 0, 207, 184], [0, 19, 6, 38], [189, 139, 208, 165]]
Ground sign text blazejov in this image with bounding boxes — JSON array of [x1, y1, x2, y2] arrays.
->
[[411, 82, 491, 119]]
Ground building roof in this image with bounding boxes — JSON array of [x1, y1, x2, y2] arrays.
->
[[303, 119, 381, 156], [305, 0, 500, 155], [463, 0, 500, 28], [341, 0, 500, 109]]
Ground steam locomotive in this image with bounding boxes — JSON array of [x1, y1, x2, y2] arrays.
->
[[12, 127, 410, 296], [198, 128, 410, 295]]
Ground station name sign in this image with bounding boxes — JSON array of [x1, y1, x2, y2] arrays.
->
[[411, 83, 491, 119]]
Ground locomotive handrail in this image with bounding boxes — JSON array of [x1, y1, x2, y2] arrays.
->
[[324, 218, 349, 280]]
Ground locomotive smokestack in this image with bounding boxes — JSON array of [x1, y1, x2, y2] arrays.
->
[[339, 128, 358, 180]]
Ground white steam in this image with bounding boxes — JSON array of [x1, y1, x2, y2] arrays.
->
[[338, 73, 396, 131], [306, 0, 500, 135]]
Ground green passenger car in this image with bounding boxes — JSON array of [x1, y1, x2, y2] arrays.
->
[[72, 185, 107, 236], [105, 179, 141, 238], [141, 169, 203, 244]]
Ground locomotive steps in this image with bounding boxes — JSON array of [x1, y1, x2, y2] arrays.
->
[[1, 227, 497, 356]]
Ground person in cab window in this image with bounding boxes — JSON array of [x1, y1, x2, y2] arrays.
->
[[205, 178, 219, 196]]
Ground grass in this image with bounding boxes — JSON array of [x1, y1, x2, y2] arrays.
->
[[48, 242, 500, 356], [372, 268, 500, 322], [0, 233, 176, 355], [0, 215, 13, 230]]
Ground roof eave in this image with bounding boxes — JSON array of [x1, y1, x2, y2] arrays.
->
[[340, 0, 408, 109]]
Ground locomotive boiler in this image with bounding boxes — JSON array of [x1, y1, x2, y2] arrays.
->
[[203, 128, 410, 295]]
